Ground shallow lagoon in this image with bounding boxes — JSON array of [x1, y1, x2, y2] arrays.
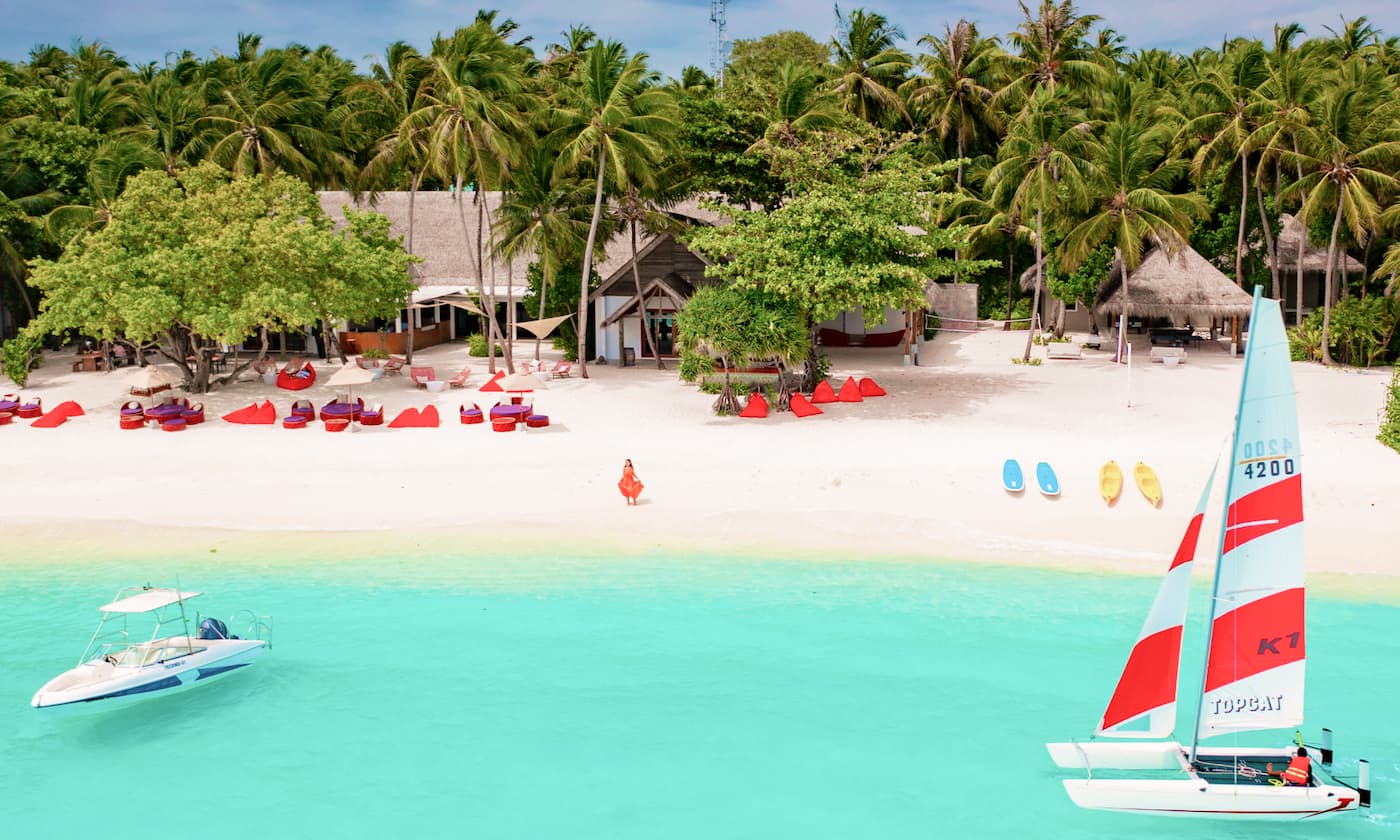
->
[[2, 550, 1394, 838]]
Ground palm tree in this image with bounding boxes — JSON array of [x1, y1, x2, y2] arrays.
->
[[1280, 78, 1400, 364], [127, 62, 205, 173], [946, 180, 1036, 329], [495, 139, 594, 360], [550, 41, 678, 378], [904, 20, 1002, 188], [200, 52, 346, 183], [998, 0, 1106, 106], [1176, 41, 1268, 289], [986, 88, 1090, 361], [750, 61, 844, 150], [1247, 28, 1325, 313], [45, 138, 163, 245], [413, 24, 528, 373], [1061, 84, 1206, 358], [356, 42, 432, 361], [612, 165, 689, 369], [827, 7, 912, 127]]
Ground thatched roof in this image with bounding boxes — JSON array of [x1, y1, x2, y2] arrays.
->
[[1096, 246, 1255, 320], [316, 191, 722, 293], [1018, 257, 1048, 292], [1269, 214, 1365, 274]]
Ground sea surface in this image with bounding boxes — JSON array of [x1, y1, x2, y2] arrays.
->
[[0, 550, 1395, 838]]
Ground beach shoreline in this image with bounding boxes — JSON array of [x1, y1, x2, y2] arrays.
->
[[4, 328, 1396, 598]]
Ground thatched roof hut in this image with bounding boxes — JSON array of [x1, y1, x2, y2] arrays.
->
[[1096, 245, 1255, 321], [1269, 214, 1365, 274], [316, 190, 721, 294]]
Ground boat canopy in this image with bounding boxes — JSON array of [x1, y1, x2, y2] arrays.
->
[[99, 589, 201, 614]]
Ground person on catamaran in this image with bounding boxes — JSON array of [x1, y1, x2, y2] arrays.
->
[[618, 459, 644, 506], [1267, 748, 1311, 786]]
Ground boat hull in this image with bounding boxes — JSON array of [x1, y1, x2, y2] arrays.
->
[[1049, 742, 1360, 820], [32, 638, 265, 711]]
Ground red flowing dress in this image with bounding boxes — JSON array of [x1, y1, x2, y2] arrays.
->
[[618, 465, 644, 502]]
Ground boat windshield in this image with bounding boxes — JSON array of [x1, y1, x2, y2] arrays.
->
[[112, 642, 205, 668]]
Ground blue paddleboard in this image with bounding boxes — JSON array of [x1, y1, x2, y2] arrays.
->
[[1036, 461, 1061, 496], [1002, 459, 1024, 493]]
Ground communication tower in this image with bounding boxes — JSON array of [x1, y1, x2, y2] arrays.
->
[[709, 0, 730, 85]]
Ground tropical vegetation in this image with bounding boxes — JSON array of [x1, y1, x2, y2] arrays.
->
[[4, 2, 1400, 403]]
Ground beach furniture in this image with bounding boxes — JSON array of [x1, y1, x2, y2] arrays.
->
[[525, 414, 550, 428], [836, 377, 863, 403], [460, 403, 484, 424], [549, 360, 573, 379], [738, 392, 769, 418], [360, 403, 385, 426], [0, 413, 12, 425], [1, 393, 20, 413], [410, 366, 435, 388], [382, 357, 406, 376], [17, 396, 42, 418], [479, 370, 505, 392], [810, 381, 837, 404], [32, 401, 83, 428], [276, 360, 317, 390], [324, 418, 349, 432], [282, 415, 309, 429], [857, 377, 887, 396], [447, 366, 472, 388], [1046, 343, 1083, 359], [181, 403, 205, 425], [161, 417, 187, 432], [320, 397, 363, 422], [789, 393, 822, 417], [289, 399, 315, 421]]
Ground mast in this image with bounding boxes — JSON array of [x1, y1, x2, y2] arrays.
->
[[1189, 288, 1262, 765]]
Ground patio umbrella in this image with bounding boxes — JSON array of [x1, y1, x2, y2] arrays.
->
[[326, 363, 376, 418], [124, 364, 181, 396], [497, 372, 548, 394]]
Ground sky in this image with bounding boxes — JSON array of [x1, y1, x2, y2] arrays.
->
[[3, 0, 1398, 81]]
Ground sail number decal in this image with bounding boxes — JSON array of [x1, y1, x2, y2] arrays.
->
[[1240, 439, 1296, 482]]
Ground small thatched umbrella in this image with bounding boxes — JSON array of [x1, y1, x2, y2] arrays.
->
[[1095, 246, 1255, 328]]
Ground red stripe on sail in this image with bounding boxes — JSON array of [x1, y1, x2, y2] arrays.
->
[[1101, 626, 1182, 731], [1203, 588, 1306, 693], [1223, 475, 1303, 553], [1169, 513, 1206, 570]]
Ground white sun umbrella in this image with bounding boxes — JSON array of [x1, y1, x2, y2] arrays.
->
[[124, 364, 181, 399], [497, 371, 546, 411], [326, 363, 376, 413]]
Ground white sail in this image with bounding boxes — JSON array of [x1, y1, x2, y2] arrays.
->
[[1196, 293, 1305, 740]]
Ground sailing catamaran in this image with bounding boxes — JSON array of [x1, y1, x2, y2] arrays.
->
[[1046, 289, 1372, 820]]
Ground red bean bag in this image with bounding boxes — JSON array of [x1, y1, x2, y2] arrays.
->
[[255, 401, 277, 424], [789, 393, 823, 417], [276, 362, 317, 390], [811, 381, 837, 404], [836, 377, 863, 403], [738, 393, 768, 418], [478, 369, 505, 392], [418, 405, 440, 427], [222, 403, 259, 423], [858, 377, 886, 397]]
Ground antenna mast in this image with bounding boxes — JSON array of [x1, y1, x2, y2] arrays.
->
[[709, 0, 730, 86]]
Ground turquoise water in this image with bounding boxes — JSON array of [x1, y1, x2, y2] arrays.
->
[[1, 553, 1395, 838]]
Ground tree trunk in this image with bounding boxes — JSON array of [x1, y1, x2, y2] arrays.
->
[[803, 316, 820, 392], [480, 193, 513, 373], [1003, 245, 1015, 330], [1115, 248, 1130, 364], [1292, 142, 1307, 325], [1255, 178, 1280, 299], [578, 146, 608, 379], [629, 220, 665, 370], [1236, 152, 1249, 288], [535, 260, 550, 362], [322, 317, 346, 364], [1053, 298, 1066, 338], [457, 175, 508, 375], [405, 170, 421, 364], [1321, 198, 1345, 366], [6, 272, 34, 320], [1023, 208, 1043, 362]]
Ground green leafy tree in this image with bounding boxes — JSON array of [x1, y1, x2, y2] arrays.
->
[[676, 285, 808, 414], [904, 20, 1003, 187], [827, 7, 912, 127], [23, 164, 415, 392], [687, 153, 991, 388]]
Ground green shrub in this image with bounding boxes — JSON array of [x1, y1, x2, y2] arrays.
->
[[361, 347, 389, 360], [1381, 366, 1400, 453], [677, 352, 715, 383], [467, 333, 501, 357], [1295, 297, 1400, 366], [923, 313, 941, 341], [1288, 321, 1322, 361], [1, 332, 42, 387]]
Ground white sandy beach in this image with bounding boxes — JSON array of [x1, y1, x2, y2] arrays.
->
[[2, 329, 1395, 588]]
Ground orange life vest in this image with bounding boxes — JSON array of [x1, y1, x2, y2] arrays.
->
[[1282, 755, 1310, 785]]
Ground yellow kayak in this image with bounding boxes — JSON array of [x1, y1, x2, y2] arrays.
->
[[1135, 462, 1163, 507], [1099, 460, 1123, 506]]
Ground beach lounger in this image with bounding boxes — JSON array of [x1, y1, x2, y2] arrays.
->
[[1046, 343, 1083, 360], [447, 366, 471, 388], [1148, 346, 1187, 364], [410, 366, 435, 388], [549, 360, 573, 379]]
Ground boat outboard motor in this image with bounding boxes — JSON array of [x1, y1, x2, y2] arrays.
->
[[197, 618, 230, 641]]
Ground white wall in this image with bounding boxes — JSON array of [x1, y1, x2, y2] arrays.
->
[[817, 305, 907, 335]]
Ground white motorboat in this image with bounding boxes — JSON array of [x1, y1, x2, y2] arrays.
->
[[32, 586, 272, 712], [1046, 290, 1372, 820]]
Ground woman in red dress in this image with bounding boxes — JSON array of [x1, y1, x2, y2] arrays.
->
[[618, 459, 644, 505]]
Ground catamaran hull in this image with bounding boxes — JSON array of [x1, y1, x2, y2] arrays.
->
[[32, 639, 266, 712], [1062, 778, 1360, 820]]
